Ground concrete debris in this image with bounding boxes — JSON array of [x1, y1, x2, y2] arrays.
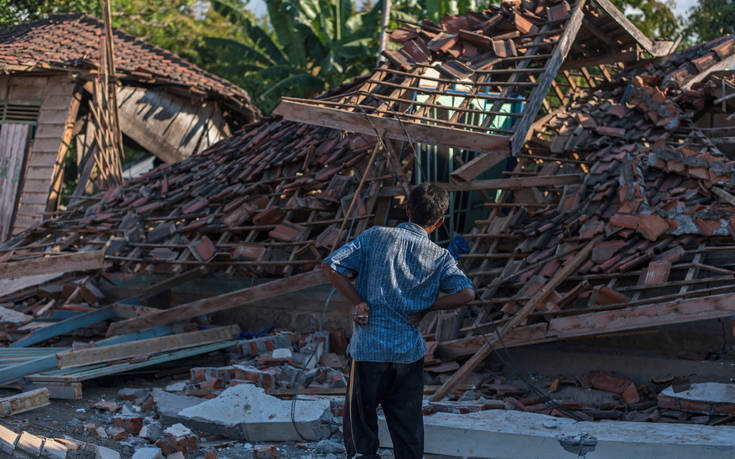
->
[[177, 384, 332, 441], [132, 447, 163, 459]]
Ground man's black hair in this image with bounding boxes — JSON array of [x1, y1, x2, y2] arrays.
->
[[407, 183, 449, 227]]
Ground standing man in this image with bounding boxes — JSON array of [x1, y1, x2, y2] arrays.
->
[[322, 183, 475, 459]]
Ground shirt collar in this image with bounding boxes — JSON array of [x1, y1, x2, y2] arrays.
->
[[398, 221, 429, 239]]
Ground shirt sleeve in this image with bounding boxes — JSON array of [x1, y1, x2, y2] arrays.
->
[[439, 252, 473, 294], [324, 230, 369, 276]]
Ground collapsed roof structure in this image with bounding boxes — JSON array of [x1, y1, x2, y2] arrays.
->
[[2, 0, 735, 415], [0, 14, 258, 239]]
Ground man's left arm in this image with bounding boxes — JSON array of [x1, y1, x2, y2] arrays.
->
[[409, 253, 475, 327]]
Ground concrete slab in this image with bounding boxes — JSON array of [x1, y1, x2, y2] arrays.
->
[[659, 382, 735, 415], [0, 423, 18, 454], [152, 388, 203, 425], [177, 383, 331, 441], [379, 409, 735, 458], [132, 447, 163, 459], [41, 438, 69, 459], [95, 445, 121, 459], [16, 431, 43, 457]]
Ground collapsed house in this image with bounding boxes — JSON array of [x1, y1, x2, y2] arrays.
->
[[2, 1, 735, 457], [0, 13, 258, 240]]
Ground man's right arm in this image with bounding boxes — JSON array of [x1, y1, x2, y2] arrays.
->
[[321, 263, 370, 325], [322, 231, 371, 326]]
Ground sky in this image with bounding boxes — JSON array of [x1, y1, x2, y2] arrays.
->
[[245, 0, 700, 19]]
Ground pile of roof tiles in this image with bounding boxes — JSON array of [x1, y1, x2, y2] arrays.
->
[[1, 118, 381, 278], [386, 0, 570, 71], [0, 13, 257, 120], [465, 37, 735, 322]]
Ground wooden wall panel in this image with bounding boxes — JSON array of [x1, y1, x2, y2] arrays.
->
[[117, 86, 227, 164], [0, 124, 32, 240], [12, 74, 76, 235]]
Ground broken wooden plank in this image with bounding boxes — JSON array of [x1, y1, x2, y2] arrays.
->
[[107, 269, 327, 336], [21, 382, 82, 400], [10, 306, 115, 348], [0, 250, 105, 279], [274, 99, 511, 155], [438, 290, 735, 359], [57, 325, 240, 369], [509, 0, 587, 156], [449, 153, 508, 183], [443, 174, 582, 192], [430, 236, 599, 402], [117, 266, 208, 304], [0, 327, 172, 386], [0, 388, 50, 416]]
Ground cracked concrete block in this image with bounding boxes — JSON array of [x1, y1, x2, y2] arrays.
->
[[0, 423, 18, 454], [17, 431, 43, 457], [152, 388, 203, 425], [41, 438, 68, 459], [132, 447, 163, 459], [177, 384, 331, 441]]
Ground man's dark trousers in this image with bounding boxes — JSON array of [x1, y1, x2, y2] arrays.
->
[[343, 358, 424, 459]]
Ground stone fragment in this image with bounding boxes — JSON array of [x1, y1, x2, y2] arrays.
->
[[132, 447, 164, 459], [139, 420, 163, 442], [16, 431, 43, 457], [177, 384, 331, 441], [41, 438, 68, 459], [0, 423, 19, 454]]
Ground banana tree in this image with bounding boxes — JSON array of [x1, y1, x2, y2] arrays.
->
[[208, 0, 381, 113]]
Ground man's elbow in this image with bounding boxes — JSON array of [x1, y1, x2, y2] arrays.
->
[[460, 288, 475, 303]]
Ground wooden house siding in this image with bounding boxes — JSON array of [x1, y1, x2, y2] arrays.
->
[[10, 74, 77, 234], [117, 86, 227, 164]]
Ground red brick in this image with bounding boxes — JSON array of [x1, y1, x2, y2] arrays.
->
[[595, 286, 630, 305], [712, 37, 735, 59], [222, 203, 255, 227], [268, 222, 307, 242], [606, 104, 627, 118], [591, 240, 627, 263], [547, 1, 570, 21], [254, 445, 280, 459], [253, 207, 284, 225], [693, 218, 721, 237], [621, 383, 640, 404], [590, 372, 634, 396], [106, 426, 128, 441], [643, 260, 671, 285], [636, 214, 669, 241], [609, 213, 639, 230], [596, 126, 626, 138], [182, 197, 208, 214], [113, 416, 143, 435], [231, 243, 266, 260], [189, 236, 216, 262]]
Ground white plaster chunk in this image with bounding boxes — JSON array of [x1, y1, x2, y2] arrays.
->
[[132, 447, 163, 459], [0, 305, 32, 324], [660, 382, 735, 403], [177, 383, 330, 441]]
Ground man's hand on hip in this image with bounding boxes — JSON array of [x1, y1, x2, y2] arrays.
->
[[352, 302, 370, 325], [407, 310, 427, 328]]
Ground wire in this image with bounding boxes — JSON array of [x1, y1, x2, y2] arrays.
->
[[477, 311, 584, 421], [290, 219, 357, 440]]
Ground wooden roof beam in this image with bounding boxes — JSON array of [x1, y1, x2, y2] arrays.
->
[[274, 99, 510, 155]]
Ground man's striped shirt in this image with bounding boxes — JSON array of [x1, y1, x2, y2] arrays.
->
[[325, 222, 473, 363]]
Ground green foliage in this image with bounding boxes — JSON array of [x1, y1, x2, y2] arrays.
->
[[684, 0, 735, 42], [610, 0, 679, 40], [203, 0, 383, 113]]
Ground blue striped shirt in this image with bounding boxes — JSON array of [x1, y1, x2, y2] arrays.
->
[[325, 222, 473, 363]]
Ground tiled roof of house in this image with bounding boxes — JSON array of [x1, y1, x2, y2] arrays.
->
[[0, 13, 257, 121]]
